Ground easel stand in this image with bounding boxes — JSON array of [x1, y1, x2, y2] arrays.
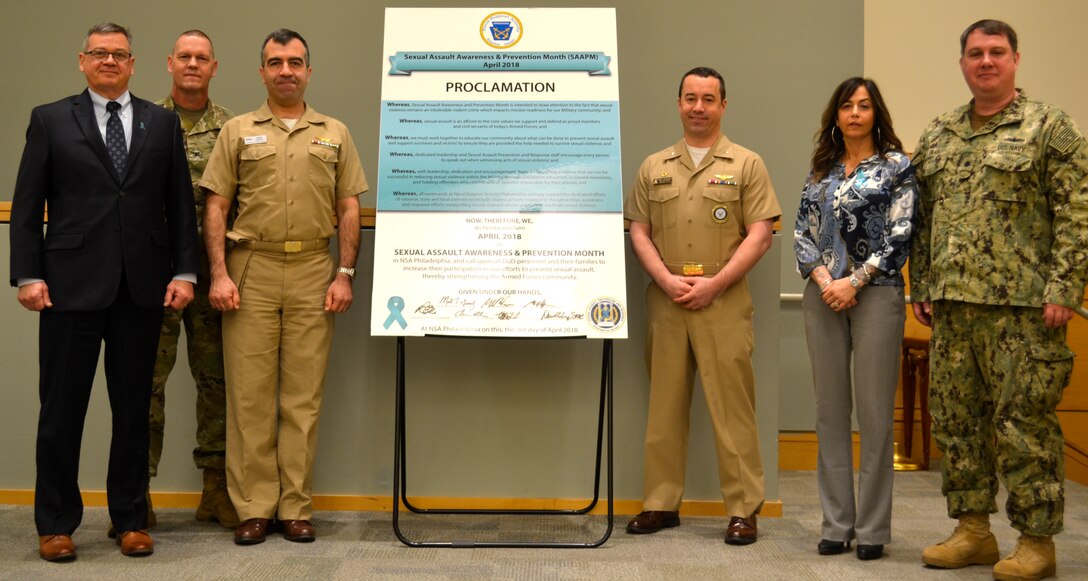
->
[[391, 336, 614, 548]]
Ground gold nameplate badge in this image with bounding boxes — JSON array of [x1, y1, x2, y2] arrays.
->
[[682, 263, 704, 276]]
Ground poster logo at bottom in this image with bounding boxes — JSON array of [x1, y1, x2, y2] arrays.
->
[[587, 297, 624, 332]]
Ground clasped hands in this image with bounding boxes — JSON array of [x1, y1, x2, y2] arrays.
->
[[821, 277, 857, 313], [662, 275, 724, 311]]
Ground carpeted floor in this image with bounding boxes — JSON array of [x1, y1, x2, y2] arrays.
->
[[2, 470, 1085, 580]]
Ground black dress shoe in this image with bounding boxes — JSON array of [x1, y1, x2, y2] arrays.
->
[[625, 511, 680, 534], [818, 539, 850, 555], [857, 544, 884, 560]]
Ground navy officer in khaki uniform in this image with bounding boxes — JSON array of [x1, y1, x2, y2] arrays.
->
[[201, 28, 367, 546], [624, 66, 781, 545]]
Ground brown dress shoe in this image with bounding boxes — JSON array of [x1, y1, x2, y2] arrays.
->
[[39, 534, 76, 562], [234, 518, 271, 545], [725, 515, 757, 545], [626, 510, 680, 534], [117, 530, 154, 556], [279, 519, 316, 543], [108, 488, 156, 539]]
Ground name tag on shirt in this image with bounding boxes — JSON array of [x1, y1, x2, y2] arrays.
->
[[244, 135, 268, 145]]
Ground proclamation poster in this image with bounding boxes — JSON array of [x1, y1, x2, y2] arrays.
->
[[371, 8, 627, 338]]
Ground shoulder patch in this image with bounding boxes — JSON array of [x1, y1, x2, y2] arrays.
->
[[1049, 123, 1083, 155]]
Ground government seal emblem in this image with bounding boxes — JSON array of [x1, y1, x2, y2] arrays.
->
[[587, 297, 625, 332], [481, 11, 523, 49]]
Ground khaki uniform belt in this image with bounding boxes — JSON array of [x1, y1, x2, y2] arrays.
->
[[236, 239, 330, 253], [665, 261, 726, 276]]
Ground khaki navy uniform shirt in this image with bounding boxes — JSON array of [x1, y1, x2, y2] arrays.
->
[[624, 134, 781, 274], [199, 102, 369, 242], [909, 92, 1088, 308]]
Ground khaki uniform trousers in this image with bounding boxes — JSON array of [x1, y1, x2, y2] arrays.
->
[[222, 246, 334, 521], [641, 279, 764, 518]]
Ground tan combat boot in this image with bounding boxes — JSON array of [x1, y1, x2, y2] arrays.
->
[[195, 468, 240, 528], [107, 488, 155, 539], [922, 512, 1000, 568], [992, 534, 1056, 581]]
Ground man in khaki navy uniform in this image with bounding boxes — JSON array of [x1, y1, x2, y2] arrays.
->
[[118, 30, 237, 537], [200, 28, 367, 546], [624, 66, 780, 545], [911, 20, 1088, 581]]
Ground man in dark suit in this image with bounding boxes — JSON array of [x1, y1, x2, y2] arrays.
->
[[8, 22, 199, 561]]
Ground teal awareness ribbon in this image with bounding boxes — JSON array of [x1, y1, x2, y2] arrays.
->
[[384, 296, 407, 330]]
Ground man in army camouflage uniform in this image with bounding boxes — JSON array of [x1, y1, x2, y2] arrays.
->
[[910, 19, 1088, 581], [136, 30, 238, 532]]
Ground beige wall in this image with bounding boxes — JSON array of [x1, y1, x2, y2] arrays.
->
[[865, 0, 1088, 149]]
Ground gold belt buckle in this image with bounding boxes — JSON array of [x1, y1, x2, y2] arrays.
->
[[284, 241, 303, 253], [682, 262, 704, 276]]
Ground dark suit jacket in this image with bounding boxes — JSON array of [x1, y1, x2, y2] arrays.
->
[[9, 89, 199, 310]]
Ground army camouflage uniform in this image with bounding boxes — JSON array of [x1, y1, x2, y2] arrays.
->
[[149, 96, 234, 475], [910, 91, 1088, 536]]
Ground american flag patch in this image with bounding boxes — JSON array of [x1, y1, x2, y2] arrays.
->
[[1049, 124, 1081, 155]]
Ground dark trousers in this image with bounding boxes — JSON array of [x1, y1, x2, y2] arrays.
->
[[34, 281, 163, 536]]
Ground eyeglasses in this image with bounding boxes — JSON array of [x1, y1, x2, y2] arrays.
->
[[83, 50, 132, 63]]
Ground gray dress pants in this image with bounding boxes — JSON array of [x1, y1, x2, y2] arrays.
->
[[802, 280, 904, 545]]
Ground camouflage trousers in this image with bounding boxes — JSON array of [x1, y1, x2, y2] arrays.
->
[[149, 280, 227, 475], [930, 301, 1073, 536]]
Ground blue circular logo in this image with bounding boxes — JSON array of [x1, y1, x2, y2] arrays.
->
[[587, 297, 625, 332], [481, 12, 524, 49]]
